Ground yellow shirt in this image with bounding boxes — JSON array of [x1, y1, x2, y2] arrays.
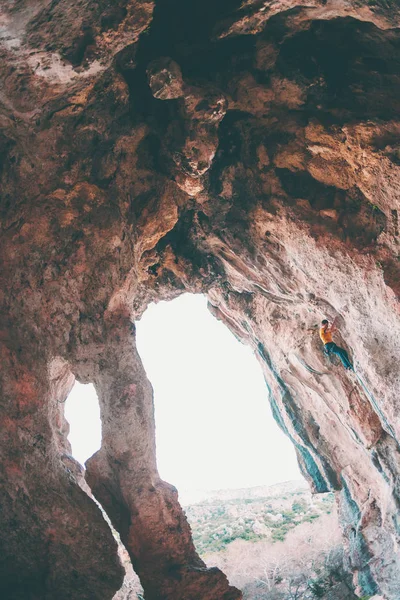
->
[[320, 326, 333, 345]]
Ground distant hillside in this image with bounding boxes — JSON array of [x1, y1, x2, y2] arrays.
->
[[182, 481, 356, 600], [179, 479, 308, 505], [182, 480, 333, 554]]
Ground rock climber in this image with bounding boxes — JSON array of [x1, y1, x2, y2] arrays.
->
[[320, 319, 354, 371]]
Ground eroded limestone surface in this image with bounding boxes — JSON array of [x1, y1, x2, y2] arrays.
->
[[0, 1, 399, 598]]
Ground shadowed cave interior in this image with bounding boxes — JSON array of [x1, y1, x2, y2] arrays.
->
[[1, 0, 400, 599]]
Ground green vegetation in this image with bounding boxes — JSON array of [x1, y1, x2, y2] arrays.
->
[[184, 489, 335, 554], [182, 485, 356, 600]]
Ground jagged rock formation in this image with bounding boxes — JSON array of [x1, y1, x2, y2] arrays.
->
[[0, 1, 399, 598]]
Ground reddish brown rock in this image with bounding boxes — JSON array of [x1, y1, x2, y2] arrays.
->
[[0, 0, 400, 598]]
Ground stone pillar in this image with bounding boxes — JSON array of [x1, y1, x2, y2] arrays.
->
[[84, 315, 241, 600]]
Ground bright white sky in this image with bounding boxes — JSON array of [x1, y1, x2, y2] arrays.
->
[[65, 293, 302, 492]]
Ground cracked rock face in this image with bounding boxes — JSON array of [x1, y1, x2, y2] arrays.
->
[[0, 1, 400, 598]]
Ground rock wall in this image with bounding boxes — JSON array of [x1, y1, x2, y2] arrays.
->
[[0, 1, 399, 598]]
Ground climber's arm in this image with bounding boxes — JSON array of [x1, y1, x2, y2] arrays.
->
[[330, 317, 338, 332]]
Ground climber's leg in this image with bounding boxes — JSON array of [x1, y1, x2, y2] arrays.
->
[[324, 342, 353, 370], [332, 344, 353, 370]]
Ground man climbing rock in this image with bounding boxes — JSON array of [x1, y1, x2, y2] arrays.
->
[[320, 319, 354, 371]]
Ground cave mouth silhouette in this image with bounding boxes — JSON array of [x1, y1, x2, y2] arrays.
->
[[62, 294, 304, 597], [65, 293, 301, 491]]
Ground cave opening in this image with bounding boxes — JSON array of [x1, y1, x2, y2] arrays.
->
[[136, 293, 302, 494], [64, 381, 102, 467], [63, 293, 348, 599], [64, 293, 302, 490]]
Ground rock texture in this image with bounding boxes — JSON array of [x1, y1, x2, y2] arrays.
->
[[0, 0, 399, 598]]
